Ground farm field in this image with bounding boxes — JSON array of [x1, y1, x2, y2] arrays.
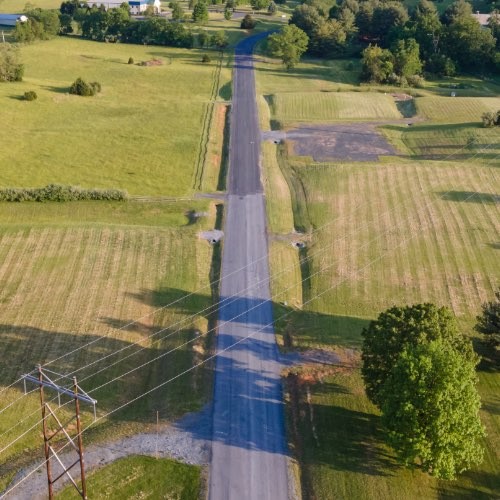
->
[[0, 0, 60, 12], [381, 121, 500, 159], [267, 91, 402, 125], [415, 96, 500, 122], [257, 53, 500, 498], [269, 150, 500, 500], [60, 455, 201, 499], [0, 37, 224, 196], [0, 200, 217, 489]]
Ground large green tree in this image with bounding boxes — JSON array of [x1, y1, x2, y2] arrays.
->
[[251, 0, 270, 10], [392, 38, 422, 77], [411, 0, 442, 59], [380, 340, 485, 479], [361, 303, 473, 406], [268, 24, 309, 70], [360, 44, 394, 83], [192, 1, 209, 23]]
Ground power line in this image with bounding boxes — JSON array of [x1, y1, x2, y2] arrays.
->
[[1, 166, 497, 459], [1, 138, 498, 445], [2, 186, 490, 498]]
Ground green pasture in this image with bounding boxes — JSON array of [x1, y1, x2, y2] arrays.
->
[[382, 121, 500, 159], [267, 91, 402, 125], [60, 455, 201, 499], [0, 37, 221, 196], [415, 96, 500, 122]]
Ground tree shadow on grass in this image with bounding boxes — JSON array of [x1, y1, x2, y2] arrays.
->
[[301, 397, 397, 477], [437, 470, 500, 499], [41, 85, 69, 94], [438, 191, 500, 204]]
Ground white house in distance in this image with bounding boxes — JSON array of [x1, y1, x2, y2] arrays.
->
[[0, 14, 28, 26], [472, 12, 491, 27], [86, 0, 161, 15]]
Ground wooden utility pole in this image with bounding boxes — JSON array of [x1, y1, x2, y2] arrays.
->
[[24, 366, 97, 499]]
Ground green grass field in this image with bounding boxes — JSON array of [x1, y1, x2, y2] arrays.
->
[[382, 121, 500, 159], [0, 37, 221, 196], [415, 96, 500, 122], [59, 455, 201, 499], [267, 91, 402, 125], [0, 0, 60, 12], [257, 53, 500, 499], [0, 200, 217, 487]]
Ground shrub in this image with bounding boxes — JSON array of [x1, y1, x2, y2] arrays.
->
[[69, 77, 101, 96], [128, 57, 134, 64], [481, 111, 499, 128], [90, 81, 102, 93], [202, 54, 211, 63], [23, 90, 38, 101], [241, 14, 256, 29], [0, 185, 128, 202], [406, 74, 425, 88]]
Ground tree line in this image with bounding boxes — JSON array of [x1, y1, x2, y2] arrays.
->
[[285, 0, 499, 82], [14, 1, 195, 48]]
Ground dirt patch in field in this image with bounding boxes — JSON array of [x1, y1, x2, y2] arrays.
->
[[263, 123, 403, 162]]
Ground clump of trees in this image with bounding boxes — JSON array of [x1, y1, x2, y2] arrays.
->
[[58, 3, 194, 48], [69, 77, 102, 96], [362, 303, 485, 479], [251, 0, 270, 10], [268, 24, 309, 69], [0, 185, 128, 202], [14, 7, 60, 41], [0, 44, 24, 82], [198, 30, 229, 49], [287, 0, 499, 80], [482, 110, 500, 127], [192, 1, 209, 23], [241, 14, 257, 30], [169, 1, 185, 21]]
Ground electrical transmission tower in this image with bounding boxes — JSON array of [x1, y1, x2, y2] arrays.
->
[[22, 366, 97, 499]]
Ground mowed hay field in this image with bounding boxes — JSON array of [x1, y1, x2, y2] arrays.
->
[[267, 92, 402, 125], [0, 201, 216, 487], [415, 96, 500, 123], [268, 155, 500, 498], [0, 37, 220, 196]]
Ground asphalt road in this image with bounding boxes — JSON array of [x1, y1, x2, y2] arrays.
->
[[209, 34, 290, 500]]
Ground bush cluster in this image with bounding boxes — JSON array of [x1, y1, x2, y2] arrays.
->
[[69, 77, 102, 96], [482, 110, 500, 128], [23, 91, 38, 101], [241, 14, 256, 30], [0, 184, 128, 202]]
